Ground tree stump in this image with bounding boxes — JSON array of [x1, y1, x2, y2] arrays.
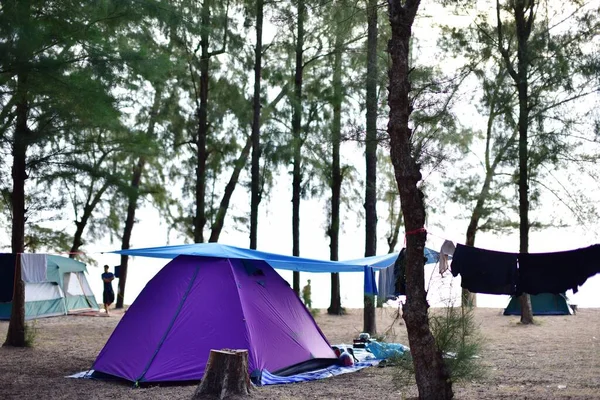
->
[[192, 349, 253, 400]]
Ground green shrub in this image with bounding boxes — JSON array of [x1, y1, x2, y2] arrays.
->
[[429, 305, 485, 382], [392, 304, 485, 389], [24, 320, 38, 348]]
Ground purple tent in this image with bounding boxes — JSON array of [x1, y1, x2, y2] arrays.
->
[[92, 255, 336, 384]]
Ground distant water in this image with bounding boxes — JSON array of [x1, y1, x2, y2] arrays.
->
[[87, 259, 600, 310]]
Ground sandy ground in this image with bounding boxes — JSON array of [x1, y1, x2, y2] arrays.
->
[[0, 307, 599, 399]]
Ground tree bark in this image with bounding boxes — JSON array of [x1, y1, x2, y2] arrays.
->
[[5, 71, 29, 347], [328, 7, 343, 316], [193, 349, 252, 400], [386, 212, 402, 254], [291, 0, 305, 295], [497, 0, 535, 324], [363, 0, 378, 332], [514, 0, 534, 325], [462, 69, 516, 308], [194, 0, 212, 244], [117, 156, 145, 309], [249, 0, 264, 250], [116, 85, 163, 309], [209, 137, 252, 242], [388, 1, 453, 398], [462, 167, 496, 308], [70, 181, 110, 257], [328, 273, 344, 315]]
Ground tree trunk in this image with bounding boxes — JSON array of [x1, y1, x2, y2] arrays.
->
[[117, 156, 145, 309], [209, 137, 252, 242], [365, 0, 378, 260], [70, 182, 110, 257], [388, 1, 453, 398], [460, 291, 476, 308], [291, 0, 305, 296], [193, 349, 252, 400], [386, 212, 402, 254], [71, 220, 85, 258], [5, 71, 29, 348], [328, 273, 344, 315], [328, 10, 343, 316], [516, 1, 533, 325], [5, 257, 25, 348], [195, 0, 212, 244], [462, 68, 515, 308], [363, 0, 378, 332], [461, 166, 496, 307], [503, 0, 535, 324], [249, 0, 264, 250], [116, 85, 163, 309]]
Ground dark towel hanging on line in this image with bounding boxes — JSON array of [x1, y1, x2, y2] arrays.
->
[[451, 244, 518, 295], [394, 249, 407, 296], [517, 244, 600, 295], [0, 253, 17, 302]]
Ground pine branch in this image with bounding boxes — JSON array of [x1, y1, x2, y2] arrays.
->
[[496, 0, 518, 82], [208, 0, 230, 57]]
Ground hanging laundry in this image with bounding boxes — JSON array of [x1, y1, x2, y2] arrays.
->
[[438, 240, 456, 275], [517, 244, 600, 295], [20, 254, 47, 283], [451, 244, 518, 295], [377, 260, 396, 301], [0, 253, 17, 302], [364, 266, 378, 296], [394, 249, 407, 296]]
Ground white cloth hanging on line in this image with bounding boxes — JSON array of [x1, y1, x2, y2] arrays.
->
[[438, 240, 456, 275]]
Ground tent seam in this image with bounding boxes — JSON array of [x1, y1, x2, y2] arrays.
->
[[227, 259, 256, 371], [135, 262, 200, 385]]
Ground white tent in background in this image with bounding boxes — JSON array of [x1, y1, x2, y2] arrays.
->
[[0, 254, 99, 320]]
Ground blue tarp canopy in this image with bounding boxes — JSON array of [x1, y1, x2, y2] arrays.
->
[[110, 243, 440, 295], [111, 243, 407, 273]]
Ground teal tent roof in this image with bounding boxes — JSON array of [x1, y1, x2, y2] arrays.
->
[[503, 293, 573, 316], [46, 255, 87, 286]]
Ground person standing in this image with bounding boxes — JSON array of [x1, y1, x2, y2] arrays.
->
[[101, 265, 115, 315], [302, 279, 312, 309]]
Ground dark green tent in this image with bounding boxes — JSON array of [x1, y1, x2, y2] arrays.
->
[[503, 293, 573, 316]]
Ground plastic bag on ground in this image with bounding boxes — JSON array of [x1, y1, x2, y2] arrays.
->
[[365, 341, 409, 359]]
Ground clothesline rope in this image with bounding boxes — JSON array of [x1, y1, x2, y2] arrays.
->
[[401, 227, 464, 250], [426, 230, 464, 246], [6, 251, 94, 255], [405, 227, 427, 236]]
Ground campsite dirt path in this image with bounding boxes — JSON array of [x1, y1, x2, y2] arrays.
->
[[0, 307, 599, 399]]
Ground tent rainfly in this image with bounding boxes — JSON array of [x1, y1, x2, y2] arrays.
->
[[503, 293, 574, 316], [91, 243, 416, 384], [92, 255, 338, 384]]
